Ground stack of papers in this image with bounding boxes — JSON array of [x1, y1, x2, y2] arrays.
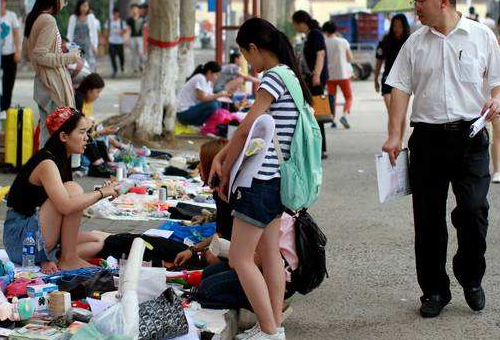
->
[[375, 149, 411, 203]]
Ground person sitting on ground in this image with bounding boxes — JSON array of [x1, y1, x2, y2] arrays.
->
[[195, 213, 298, 312], [176, 61, 232, 127], [173, 139, 233, 267], [214, 51, 260, 93], [75, 73, 123, 178], [4, 107, 119, 274]]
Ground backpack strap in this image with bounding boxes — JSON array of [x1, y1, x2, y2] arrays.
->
[[265, 65, 305, 165], [266, 65, 306, 110]]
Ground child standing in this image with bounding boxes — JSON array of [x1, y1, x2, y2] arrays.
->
[[210, 18, 313, 340]]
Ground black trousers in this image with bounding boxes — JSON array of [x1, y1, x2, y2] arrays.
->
[[84, 140, 109, 164], [1, 54, 17, 111], [108, 43, 125, 74], [409, 124, 490, 297]]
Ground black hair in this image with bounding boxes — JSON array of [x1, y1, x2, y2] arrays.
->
[[43, 110, 86, 182], [74, 0, 90, 16], [24, 0, 60, 38], [322, 21, 337, 34], [77, 73, 105, 95], [113, 7, 120, 14], [386, 14, 410, 45], [230, 51, 241, 64], [187, 61, 221, 81], [139, 3, 148, 9], [130, 4, 139, 9], [292, 10, 320, 30], [236, 17, 313, 105]]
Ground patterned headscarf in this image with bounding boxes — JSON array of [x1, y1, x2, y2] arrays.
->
[[46, 107, 76, 136]]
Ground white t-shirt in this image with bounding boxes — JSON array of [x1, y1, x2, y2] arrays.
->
[[1, 11, 20, 55], [107, 19, 126, 45], [177, 74, 213, 112], [325, 35, 353, 80]]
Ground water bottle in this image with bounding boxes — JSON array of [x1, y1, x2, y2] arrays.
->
[[22, 232, 36, 269]]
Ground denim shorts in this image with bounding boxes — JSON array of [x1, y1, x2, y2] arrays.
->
[[231, 178, 284, 228], [3, 210, 58, 264]]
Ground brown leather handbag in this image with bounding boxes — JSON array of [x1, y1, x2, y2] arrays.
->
[[312, 95, 334, 123]]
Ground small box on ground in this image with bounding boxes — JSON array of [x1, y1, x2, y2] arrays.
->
[[26, 283, 58, 312]]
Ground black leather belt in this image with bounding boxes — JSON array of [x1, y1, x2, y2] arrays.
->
[[410, 120, 476, 131]]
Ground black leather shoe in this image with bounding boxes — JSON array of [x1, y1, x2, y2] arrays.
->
[[464, 286, 485, 311], [420, 294, 451, 318]]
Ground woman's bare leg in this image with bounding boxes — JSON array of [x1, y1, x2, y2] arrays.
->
[[54, 182, 91, 270], [383, 94, 391, 113], [229, 218, 276, 335], [76, 231, 109, 260], [38, 189, 64, 274], [256, 218, 285, 327]]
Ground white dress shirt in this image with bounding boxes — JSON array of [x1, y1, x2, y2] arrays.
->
[[386, 15, 500, 124]]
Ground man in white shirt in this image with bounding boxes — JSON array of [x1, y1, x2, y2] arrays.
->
[[382, 0, 500, 318], [0, 0, 21, 111]]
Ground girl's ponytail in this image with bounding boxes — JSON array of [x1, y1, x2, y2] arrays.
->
[[274, 30, 313, 106], [237, 18, 313, 105], [187, 64, 205, 81], [187, 62, 221, 81]]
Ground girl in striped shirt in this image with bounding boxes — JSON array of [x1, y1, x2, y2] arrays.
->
[[209, 18, 313, 340]]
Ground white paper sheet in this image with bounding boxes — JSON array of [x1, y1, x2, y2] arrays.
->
[[143, 229, 174, 240], [375, 149, 411, 203], [87, 298, 114, 316], [228, 115, 275, 200]]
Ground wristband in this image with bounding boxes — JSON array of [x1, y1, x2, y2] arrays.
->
[[95, 188, 104, 199]]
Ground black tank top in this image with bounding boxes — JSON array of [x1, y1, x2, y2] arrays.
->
[[7, 150, 64, 216]]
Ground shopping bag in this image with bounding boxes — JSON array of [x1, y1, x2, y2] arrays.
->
[[138, 288, 189, 340], [312, 95, 333, 123]]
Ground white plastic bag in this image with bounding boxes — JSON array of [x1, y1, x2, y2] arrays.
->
[[118, 266, 167, 304], [90, 238, 145, 340]]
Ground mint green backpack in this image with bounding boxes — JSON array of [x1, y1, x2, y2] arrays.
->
[[268, 65, 323, 211]]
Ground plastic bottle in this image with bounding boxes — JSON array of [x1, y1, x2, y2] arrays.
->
[[22, 232, 36, 270]]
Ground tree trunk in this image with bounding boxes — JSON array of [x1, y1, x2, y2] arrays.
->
[[119, 0, 180, 141], [176, 0, 196, 93], [261, 0, 277, 25]]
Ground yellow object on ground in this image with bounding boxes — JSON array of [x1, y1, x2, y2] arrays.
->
[[174, 122, 199, 136], [5, 107, 34, 169], [0, 186, 10, 202]]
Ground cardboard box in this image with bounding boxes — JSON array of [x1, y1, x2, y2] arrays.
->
[[26, 284, 58, 312]]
